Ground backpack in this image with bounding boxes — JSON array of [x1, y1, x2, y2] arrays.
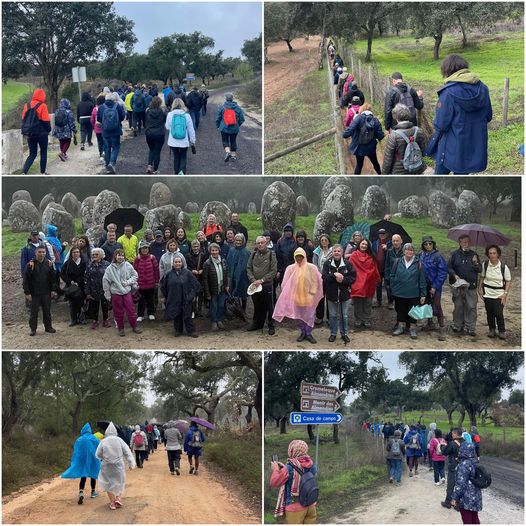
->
[[470, 463, 492, 489], [393, 85, 416, 121], [290, 464, 319, 507], [482, 260, 507, 287], [54, 109, 68, 127], [358, 117, 375, 145], [390, 438, 401, 455], [408, 433, 421, 449], [346, 106, 359, 125], [21, 102, 43, 136], [102, 104, 120, 134], [133, 432, 145, 447], [223, 107, 237, 126], [343, 75, 354, 95], [170, 113, 187, 140], [189, 430, 203, 448], [394, 127, 424, 173], [434, 438, 447, 456], [134, 92, 145, 111]]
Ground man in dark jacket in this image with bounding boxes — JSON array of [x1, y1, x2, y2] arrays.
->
[[20, 230, 50, 277], [171, 83, 187, 107], [100, 231, 123, 263], [340, 81, 366, 108], [228, 212, 249, 243], [322, 244, 356, 343], [23, 245, 57, 336], [186, 86, 203, 131], [372, 229, 392, 307], [77, 92, 95, 149], [441, 428, 463, 509], [448, 235, 480, 336], [295, 229, 314, 263], [149, 230, 166, 263], [384, 234, 403, 310], [246, 236, 278, 335], [275, 224, 297, 284], [384, 72, 424, 131]]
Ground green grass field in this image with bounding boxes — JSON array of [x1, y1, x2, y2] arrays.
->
[[350, 31, 524, 173], [3, 213, 519, 259], [2, 80, 33, 114], [265, 68, 339, 175], [264, 427, 384, 523]]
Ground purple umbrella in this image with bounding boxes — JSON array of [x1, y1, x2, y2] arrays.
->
[[174, 419, 189, 434], [189, 416, 216, 430], [448, 224, 510, 247]]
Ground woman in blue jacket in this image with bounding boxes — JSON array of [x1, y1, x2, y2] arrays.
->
[[426, 54, 492, 174], [184, 423, 205, 475], [403, 425, 423, 477]]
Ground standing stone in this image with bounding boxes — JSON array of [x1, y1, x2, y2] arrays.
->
[[361, 185, 389, 219], [145, 205, 182, 232], [312, 210, 336, 244], [323, 185, 354, 231], [138, 204, 149, 216], [149, 182, 172, 209], [12, 190, 32, 204], [296, 195, 310, 216], [41, 202, 74, 242], [85, 225, 106, 246], [456, 190, 483, 224], [8, 200, 40, 232], [80, 196, 96, 231], [184, 202, 200, 213], [261, 181, 296, 232], [92, 190, 122, 227], [2, 208, 7, 220], [61, 192, 80, 217], [39, 193, 55, 214], [429, 191, 457, 228], [199, 201, 232, 231], [247, 202, 257, 214], [321, 176, 352, 204], [398, 195, 428, 218], [178, 210, 192, 231], [227, 199, 239, 212]]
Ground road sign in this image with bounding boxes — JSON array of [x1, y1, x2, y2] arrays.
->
[[72, 66, 86, 83], [301, 397, 340, 412], [300, 381, 341, 400], [185, 72, 196, 81], [290, 412, 343, 425]]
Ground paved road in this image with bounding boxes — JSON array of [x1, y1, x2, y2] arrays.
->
[[117, 86, 262, 175], [483, 455, 524, 507]]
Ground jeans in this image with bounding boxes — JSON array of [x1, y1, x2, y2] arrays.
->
[[111, 293, 137, 330], [221, 131, 238, 151], [355, 152, 381, 174], [23, 135, 48, 174], [433, 460, 445, 482], [103, 135, 121, 167], [452, 287, 478, 332], [209, 291, 226, 323], [29, 294, 52, 331], [146, 134, 165, 170], [189, 109, 200, 130], [171, 147, 188, 174], [390, 458, 402, 483], [80, 119, 93, 145], [484, 297, 505, 332], [167, 450, 181, 472], [327, 299, 350, 336]]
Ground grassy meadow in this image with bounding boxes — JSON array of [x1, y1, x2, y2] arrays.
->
[[2, 80, 33, 114]]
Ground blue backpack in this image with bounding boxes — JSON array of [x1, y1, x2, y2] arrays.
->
[[171, 113, 187, 140], [102, 104, 120, 134]]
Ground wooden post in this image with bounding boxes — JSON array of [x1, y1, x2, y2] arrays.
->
[[368, 65, 374, 102], [502, 77, 509, 127], [358, 60, 362, 84], [351, 53, 354, 74]]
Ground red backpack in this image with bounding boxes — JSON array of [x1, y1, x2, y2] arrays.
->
[[223, 108, 236, 126], [133, 433, 144, 447]]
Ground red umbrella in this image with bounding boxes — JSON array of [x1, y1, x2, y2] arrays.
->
[[447, 224, 510, 247], [189, 416, 216, 430]]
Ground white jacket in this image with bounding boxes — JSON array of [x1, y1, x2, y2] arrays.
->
[[165, 110, 195, 147]]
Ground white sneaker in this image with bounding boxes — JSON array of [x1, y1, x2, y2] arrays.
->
[[136, 317, 143, 322], [441, 478, 446, 484], [435, 482, 441, 486], [100, 155, 105, 162], [148, 315, 155, 321]]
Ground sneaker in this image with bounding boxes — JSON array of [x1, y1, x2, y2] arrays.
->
[[487, 329, 497, 338], [170, 471, 175, 475], [110, 503, 117, 510], [59, 152, 66, 162], [409, 470, 413, 477], [246, 325, 259, 332], [189, 466, 195, 474], [363, 321, 372, 328], [305, 334, 317, 344], [268, 326, 275, 336], [103, 319, 111, 328], [188, 332, 199, 338], [146, 164, 153, 174], [30, 330, 37, 336], [441, 501, 452, 509], [78, 491, 84, 505], [296, 333, 306, 342], [88, 142, 93, 147], [441, 477, 446, 484], [45, 327, 56, 333], [467, 330, 476, 337], [435, 481, 441, 486], [392, 326, 404, 336], [100, 155, 105, 162], [148, 315, 155, 321], [498, 332, 507, 340], [230, 155, 237, 162], [217, 321, 226, 330], [194, 470, 198, 476], [91, 491, 99, 498], [409, 328, 417, 339], [107, 163, 116, 174], [133, 327, 143, 334], [211, 322, 219, 332], [224, 152, 231, 162], [175, 468, 180, 476], [328, 335, 336, 342], [105, 166, 112, 174], [395, 482, 401, 486], [80, 144, 85, 151], [388, 302, 394, 310], [91, 320, 98, 330], [136, 316, 143, 322], [372, 301, 381, 308], [118, 329, 125, 337], [342, 334, 350, 344], [154, 170, 160, 175], [389, 477, 393, 484]]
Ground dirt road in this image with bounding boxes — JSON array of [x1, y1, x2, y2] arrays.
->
[[2, 256, 520, 350], [2, 445, 260, 524], [331, 456, 524, 524], [46, 86, 262, 176]]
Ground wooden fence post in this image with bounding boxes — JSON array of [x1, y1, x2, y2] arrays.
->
[[502, 77, 509, 127], [351, 53, 354, 75], [358, 60, 362, 85], [368, 65, 374, 102]]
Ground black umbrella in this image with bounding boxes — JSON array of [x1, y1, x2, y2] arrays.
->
[[104, 208, 145, 233], [369, 219, 411, 244]]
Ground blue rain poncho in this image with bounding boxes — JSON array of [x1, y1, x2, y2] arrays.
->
[[61, 422, 101, 480]]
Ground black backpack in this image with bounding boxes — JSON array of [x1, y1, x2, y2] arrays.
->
[[54, 108, 68, 127], [21, 101, 43, 136], [470, 463, 492, 489], [393, 85, 416, 121], [358, 116, 375, 145], [290, 464, 318, 507]]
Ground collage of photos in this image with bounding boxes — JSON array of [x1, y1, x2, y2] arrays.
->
[[1, 1, 525, 526]]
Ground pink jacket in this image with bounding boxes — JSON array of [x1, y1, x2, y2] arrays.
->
[[90, 105, 102, 135], [428, 437, 446, 462], [133, 254, 159, 290], [345, 104, 361, 127]]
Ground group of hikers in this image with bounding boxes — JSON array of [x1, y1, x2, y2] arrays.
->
[[363, 421, 485, 524], [61, 420, 206, 510], [328, 42, 493, 175], [21, 215, 511, 343], [20, 81, 246, 175]]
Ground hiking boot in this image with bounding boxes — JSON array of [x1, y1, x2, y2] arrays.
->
[[388, 302, 394, 310], [189, 466, 194, 474], [30, 330, 37, 336], [103, 319, 111, 328], [268, 326, 275, 336], [441, 501, 452, 509], [467, 330, 476, 337], [224, 152, 231, 162], [174, 331, 183, 337], [69, 319, 78, 327], [78, 491, 84, 505], [246, 325, 260, 332], [107, 163, 116, 174], [118, 329, 125, 337], [498, 331, 507, 340], [188, 332, 199, 338], [392, 326, 404, 336], [80, 144, 85, 151], [305, 334, 317, 344], [328, 334, 336, 342], [296, 333, 306, 342], [409, 328, 417, 339], [146, 164, 153, 174], [487, 329, 497, 338], [194, 470, 198, 476], [91, 320, 99, 330], [438, 327, 446, 341], [91, 491, 99, 498], [217, 321, 226, 330], [45, 327, 56, 333], [342, 334, 350, 344], [133, 327, 143, 334], [211, 322, 219, 332], [175, 468, 180, 476]]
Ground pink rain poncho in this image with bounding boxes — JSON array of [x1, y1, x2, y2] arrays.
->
[[273, 247, 324, 327]]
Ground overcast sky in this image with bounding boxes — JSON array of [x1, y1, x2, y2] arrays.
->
[[114, 2, 261, 57]]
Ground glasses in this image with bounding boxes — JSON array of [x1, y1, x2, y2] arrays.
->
[[423, 242, 433, 245]]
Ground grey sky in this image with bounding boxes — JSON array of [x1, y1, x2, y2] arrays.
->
[[114, 2, 261, 57]]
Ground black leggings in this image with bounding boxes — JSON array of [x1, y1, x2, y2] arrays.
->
[[221, 131, 238, 152], [484, 297, 505, 332], [23, 135, 48, 174], [171, 146, 188, 174], [80, 120, 93, 145], [79, 477, 96, 491], [355, 152, 381, 174], [146, 135, 165, 171], [95, 133, 104, 156]]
